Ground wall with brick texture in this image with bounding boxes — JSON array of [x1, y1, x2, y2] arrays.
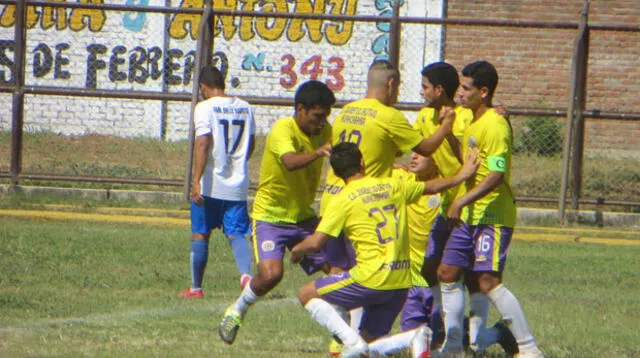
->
[[445, 0, 640, 151]]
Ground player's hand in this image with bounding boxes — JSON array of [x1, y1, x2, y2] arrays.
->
[[439, 106, 456, 133], [446, 201, 463, 229], [191, 181, 204, 206], [457, 148, 480, 180], [290, 246, 304, 264], [314, 141, 332, 158]]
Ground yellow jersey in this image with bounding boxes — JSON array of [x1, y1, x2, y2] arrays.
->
[[252, 117, 330, 224], [318, 176, 424, 290], [413, 106, 472, 215], [392, 169, 439, 287], [320, 98, 423, 215], [458, 108, 516, 227]]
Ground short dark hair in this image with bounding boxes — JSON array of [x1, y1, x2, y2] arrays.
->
[[461, 61, 499, 98], [421, 62, 460, 100], [294, 80, 336, 110], [199, 66, 225, 90], [330, 142, 362, 180]]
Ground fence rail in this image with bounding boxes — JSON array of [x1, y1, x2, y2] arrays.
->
[[1, 0, 639, 220]]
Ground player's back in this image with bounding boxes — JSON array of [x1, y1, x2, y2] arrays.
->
[[321, 98, 422, 214], [196, 96, 255, 201], [320, 176, 425, 290]]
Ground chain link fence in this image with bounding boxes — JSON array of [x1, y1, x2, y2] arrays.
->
[[1, 1, 638, 212]]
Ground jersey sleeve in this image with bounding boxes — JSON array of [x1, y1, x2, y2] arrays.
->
[[385, 109, 424, 153], [397, 177, 425, 205], [483, 120, 511, 173], [316, 194, 348, 237], [269, 120, 297, 160], [194, 103, 212, 137]]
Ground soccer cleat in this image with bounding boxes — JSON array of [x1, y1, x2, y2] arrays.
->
[[411, 325, 432, 358], [341, 338, 368, 358], [177, 287, 204, 299], [240, 274, 252, 290], [494, 322, 519, 356], [328, 338, 342, 357], [218, 306, 242, 344]]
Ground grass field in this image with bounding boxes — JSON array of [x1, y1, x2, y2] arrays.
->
[[1, 204, 639, 358]]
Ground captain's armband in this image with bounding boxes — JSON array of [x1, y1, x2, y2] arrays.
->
[[487, 155, 507, 172]]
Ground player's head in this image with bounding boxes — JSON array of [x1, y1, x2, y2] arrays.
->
[[198, 66, 225, 98], [409, 152, 438, 179], [420, 62, 460, 108], [367, 60, 400, 105], [458, 61, 498, 110], [294, 80, 336, 136], [330, 142, 364, 181]]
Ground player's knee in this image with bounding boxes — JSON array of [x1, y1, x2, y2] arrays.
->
[[437, 264, 461, 283], [477, 272, 501, 294], [297, 281, 318, 306], [421, 258, 439, 286]]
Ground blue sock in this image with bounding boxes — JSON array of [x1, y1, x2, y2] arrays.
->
[[228, 235, 253, 275], [190, 240, 209, 290]]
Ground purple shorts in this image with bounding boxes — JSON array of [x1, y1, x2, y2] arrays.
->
[[315, 271, 408, 339], [324, 233, 357, 270], [425, 215, 451, 263], [253, 217, 327, 275], [400, 286, 434, 331], [441, 223, 513, 272]]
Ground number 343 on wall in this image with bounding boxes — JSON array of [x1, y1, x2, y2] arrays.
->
[[280, 54, 345, 92]]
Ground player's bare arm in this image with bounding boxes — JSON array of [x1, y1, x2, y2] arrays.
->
[[445, 131, 463, 163], [247, 134, 256, 160], [191, 134, 212, 205], [447, 170, 504, 221], [412, 106, 455, 156], [421, 148, 479, 195], [281, 141, 331, 171], [290, 231, 333, 263]]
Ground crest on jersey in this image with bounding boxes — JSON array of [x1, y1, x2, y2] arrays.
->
[[468, 136, 477, 149], [261, 240, 275, 252], [427, 195, 441, 209]]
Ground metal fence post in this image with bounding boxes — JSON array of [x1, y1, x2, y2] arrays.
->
[[559, 1, 589, 224], [387, 0, 401, 68], [183, 2, 214, 202], [10, 0, 27, 188], [570, 2, 589, 213]]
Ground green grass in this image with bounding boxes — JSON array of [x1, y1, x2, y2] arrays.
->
[[1, 212, 639, 357]]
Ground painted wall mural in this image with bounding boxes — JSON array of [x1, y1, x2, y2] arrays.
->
[[0, 0, 442, 139]]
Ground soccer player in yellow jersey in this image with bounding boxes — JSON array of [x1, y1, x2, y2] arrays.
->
[[414, 62, 496, 354], [322, 60, 455, 272], [291, 143, 479, 358], [437, 61, 544, 358], [218, 81, 336, 345]]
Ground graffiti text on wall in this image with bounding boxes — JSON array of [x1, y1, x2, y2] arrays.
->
[[0, 40, 349, 92], [242, 52, 345, 91], [0, 0, 358, 45], [0, 40, 203, 89]]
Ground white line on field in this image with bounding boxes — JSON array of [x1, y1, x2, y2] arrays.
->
[[0, 297, 299, 333]]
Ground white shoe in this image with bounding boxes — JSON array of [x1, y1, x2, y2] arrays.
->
[[517, 349, 545, 358], [411, 325, 432, 358], [341, 338, 369, 358]]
